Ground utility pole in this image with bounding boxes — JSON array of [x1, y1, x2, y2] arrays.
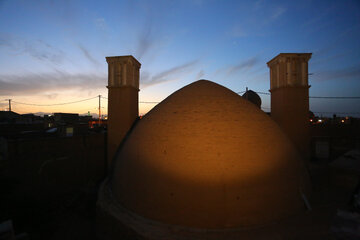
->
[[5, 99, 11, 111], [98, 95, 101, 126]]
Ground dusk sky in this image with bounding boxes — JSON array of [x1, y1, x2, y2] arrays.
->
[[0, 0, 359, 116]]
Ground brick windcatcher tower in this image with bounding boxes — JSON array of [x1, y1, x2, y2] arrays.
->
[[267, 53, 312, 162], [106, 56, 141, 166]]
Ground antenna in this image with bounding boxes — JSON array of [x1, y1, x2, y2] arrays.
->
[[98, 95, 101, 125], [5, 99, 11, 111]]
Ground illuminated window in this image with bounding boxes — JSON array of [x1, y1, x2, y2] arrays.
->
[[66, 127, 74, 137]]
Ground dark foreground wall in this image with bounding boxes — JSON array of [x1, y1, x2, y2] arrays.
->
[[4, 133, 106, 197], [0, 133, 106, 239], [310, 120, 360, 162]]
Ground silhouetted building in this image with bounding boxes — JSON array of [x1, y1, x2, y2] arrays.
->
[[53, 113, 79, 124], [79, 115, 93, 124], [0, 111, 20, 123], [19, 114, 43, 124], [51, 113, 90, 137], [43, 114, 55, 128]]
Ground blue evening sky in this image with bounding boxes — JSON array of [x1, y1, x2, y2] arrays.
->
[[0, 0, 359, 116]]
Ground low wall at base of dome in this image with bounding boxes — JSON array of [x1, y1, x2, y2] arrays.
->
[[96, 179, 306, 240]]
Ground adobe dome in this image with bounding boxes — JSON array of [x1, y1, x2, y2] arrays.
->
[[107, 80, 309, 231], [242, 89, 262, 108]]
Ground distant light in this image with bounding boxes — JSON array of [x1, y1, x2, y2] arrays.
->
[[341, 119, 345, 123], [310, 119, 313, 122], [318, 119, 322, 123]]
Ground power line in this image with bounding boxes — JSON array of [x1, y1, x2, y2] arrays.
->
[[255, 91, 270, 95], [103, 91, 360, 101], [312, 111, 360, 115], [253, 91, 360, 99], [101, 96, 159, 104], [98, 95, 101, 124], [309, 96, 360, 99], [11, 96, 98, 106]]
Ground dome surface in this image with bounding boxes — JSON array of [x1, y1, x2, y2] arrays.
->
[[111, 80, 308, 229]]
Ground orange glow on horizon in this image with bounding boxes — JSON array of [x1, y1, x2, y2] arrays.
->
[[3, 94, 157, 116]]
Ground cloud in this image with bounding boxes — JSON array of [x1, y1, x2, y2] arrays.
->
[[77, 44, 100, 66], [0, 34, 65, 64], [252, 1, 286, 23], [133, 1, 168, 61], [190, 0, 205, 6], [94, 18, 107, 30], [141, 60, 198, 87], [311, 51, 352, 67], [313, 25, 360, 61], [253, 0, 264, 10], [0, 61, 197, 95], [230, 25, 247, 38], [301, 6, 334, 29], [228, 3, 285, 38], [0, 102, 7, 110], [136, 21, 154, 60], [0, 0, 5, 10], [45, 93, 59, 99], [196, 70, 205, 79], [222, 57, 259, 76], [0, 71, 106, 96], [270, 6, 286, 20], [313, 64, 360, 82]]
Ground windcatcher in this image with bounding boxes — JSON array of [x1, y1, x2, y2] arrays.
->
[[267, 53, 312, 162], [106, 56, 141, 166]]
